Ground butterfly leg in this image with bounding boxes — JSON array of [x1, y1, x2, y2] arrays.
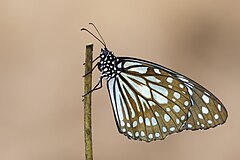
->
[[83, 62, 99, 77], [82, 76, 103, 99], [83, 55, 100, 65]]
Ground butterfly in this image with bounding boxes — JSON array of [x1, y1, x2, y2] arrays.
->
[[82, 23, 228, 142]]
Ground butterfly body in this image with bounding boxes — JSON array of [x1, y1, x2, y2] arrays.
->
[[98, 48, 120, 80], [82, 24, 228, 142]]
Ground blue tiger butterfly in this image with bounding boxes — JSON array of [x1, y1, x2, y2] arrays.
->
[[82, 23, 228, 142]]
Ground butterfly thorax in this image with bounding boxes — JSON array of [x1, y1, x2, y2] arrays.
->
[[98, 48, 120, 80]]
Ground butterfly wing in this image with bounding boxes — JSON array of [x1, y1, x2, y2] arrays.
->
[[179, 77, 228, 130], [107, 57, 228, 142]]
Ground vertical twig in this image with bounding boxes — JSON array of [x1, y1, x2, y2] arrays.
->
[[84, 43, 93, 160]]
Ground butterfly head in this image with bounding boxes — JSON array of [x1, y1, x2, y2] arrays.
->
[[100, 47, 110, 57], [81, 23, 120, 79]]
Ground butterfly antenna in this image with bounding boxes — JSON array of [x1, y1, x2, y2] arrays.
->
[[81, 28, 106, 48], [89, 23, 107, 47]]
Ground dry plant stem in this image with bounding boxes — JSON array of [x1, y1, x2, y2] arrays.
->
[[84, 43, 93, 160]]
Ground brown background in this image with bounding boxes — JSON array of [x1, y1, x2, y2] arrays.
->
[[0, 0, 239, 160]]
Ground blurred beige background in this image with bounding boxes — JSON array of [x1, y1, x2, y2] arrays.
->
[[0, 0, 239, 160]]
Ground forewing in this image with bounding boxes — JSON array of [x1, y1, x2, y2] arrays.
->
[[119, 57, 228, 130], [179, 79, 228, 130]]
